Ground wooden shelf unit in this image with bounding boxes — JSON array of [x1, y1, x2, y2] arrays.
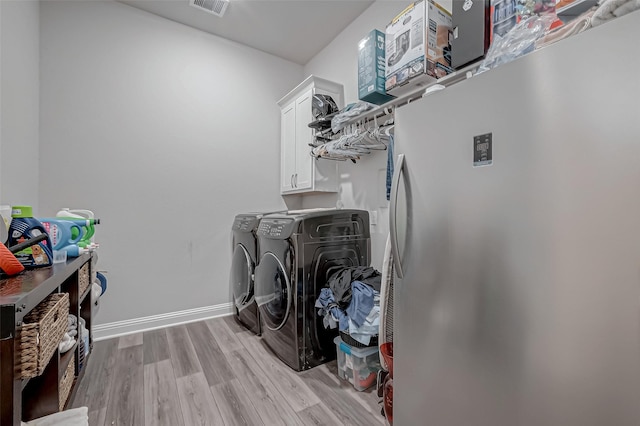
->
[[0, 253, 95, 425]]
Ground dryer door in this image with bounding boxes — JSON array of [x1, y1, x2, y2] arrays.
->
[[230, 244, 253, 310], [255, 252, 291, 331]]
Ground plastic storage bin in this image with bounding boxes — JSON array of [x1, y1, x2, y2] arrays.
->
[[334, 336, 381, 391]]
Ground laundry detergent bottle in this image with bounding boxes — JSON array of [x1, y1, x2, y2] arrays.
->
[[56, 209, 100, 248], [39, 219, 84, 250], [8, 206, 53, 268], [76, 218, 99, 248]]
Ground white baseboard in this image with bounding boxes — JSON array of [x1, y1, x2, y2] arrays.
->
[[93, 303, 234, 341]]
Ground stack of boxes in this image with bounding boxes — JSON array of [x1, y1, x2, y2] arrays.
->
[[384, 0, 453, 96], [360, 0, 552, 102], [358, 0, 454, 103]]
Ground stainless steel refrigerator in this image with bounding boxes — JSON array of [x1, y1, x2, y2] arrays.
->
[[389, 12, 640, 426]]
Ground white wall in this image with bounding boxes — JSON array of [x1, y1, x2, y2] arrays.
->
[[1, 0, 40, 211], [39, 1, 303, 325], [302, 1, 410, 270], [302, 0, 452, 270]]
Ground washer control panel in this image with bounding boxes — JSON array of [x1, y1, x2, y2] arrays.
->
[[233, 216, 258, 232], [258, 218, 295, 239]]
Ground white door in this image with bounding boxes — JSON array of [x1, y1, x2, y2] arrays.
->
[[294, 89, 313, 191], [280, 100, 296, 192]]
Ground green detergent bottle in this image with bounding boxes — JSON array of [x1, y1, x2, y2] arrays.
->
[[56, 209, 101, 248]]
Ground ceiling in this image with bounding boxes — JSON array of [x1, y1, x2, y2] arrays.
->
[[118, 0, 375, 65]]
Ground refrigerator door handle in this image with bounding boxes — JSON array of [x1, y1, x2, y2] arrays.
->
[[390, 153, 405, 278]]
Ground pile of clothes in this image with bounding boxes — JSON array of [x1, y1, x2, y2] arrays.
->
[[315, 266, 381, 346], [592, 0, 640, 26], [59, 314, 78, 353]]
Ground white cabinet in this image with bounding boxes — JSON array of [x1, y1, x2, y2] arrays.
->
[[278, 75, 344, 194]]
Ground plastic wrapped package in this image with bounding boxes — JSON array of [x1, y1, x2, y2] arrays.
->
[[477, 14, 556, 74], [536, 8, 595, 48], [517, 0, 557, 18]]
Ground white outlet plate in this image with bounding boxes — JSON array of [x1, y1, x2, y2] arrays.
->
[[370, 210, 378, 225]]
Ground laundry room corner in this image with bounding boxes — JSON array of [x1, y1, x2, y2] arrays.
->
[[1, 0, 40, 211], [3, 0, 636, 424], [37, 0, 303, 335], [299, 0, 425, 270]]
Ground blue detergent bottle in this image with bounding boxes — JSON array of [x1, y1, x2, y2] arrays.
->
[[39, 218, 84, 250], [56, 209, 100, 249], [8, 206, 53, 268], [55, 218, 99, 249]]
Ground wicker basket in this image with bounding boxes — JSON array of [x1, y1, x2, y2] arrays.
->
[[59, 358, 75, 411], [16, 293, 69, 379], [78, 262, 90, 296]]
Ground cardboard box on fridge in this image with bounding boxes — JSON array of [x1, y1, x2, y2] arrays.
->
[[385, 0, 453, 97], [358, 29, 396, 105]]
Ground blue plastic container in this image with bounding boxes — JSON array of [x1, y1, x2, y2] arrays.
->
[[58, 244, 87, 258], [39, 219, 84, 250]]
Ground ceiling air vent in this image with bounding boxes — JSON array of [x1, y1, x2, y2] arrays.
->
[[189, 0, 229, 17]]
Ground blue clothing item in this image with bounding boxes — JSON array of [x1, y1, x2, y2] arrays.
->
[[348, 304, 380, 345], [315, 288, 349, 331], [346, 281, 375, 328], [386, 134, 394, 201]]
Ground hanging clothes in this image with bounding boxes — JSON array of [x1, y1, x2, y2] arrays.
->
[[327, 266, 381, 309]]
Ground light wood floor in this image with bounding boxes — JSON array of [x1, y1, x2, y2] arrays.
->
[[70, 316, 385, 425]]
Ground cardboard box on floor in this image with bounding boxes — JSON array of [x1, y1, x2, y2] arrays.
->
[[385, 0, 453, 97]]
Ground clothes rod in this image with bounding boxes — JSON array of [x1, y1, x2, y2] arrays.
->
[[347, 63, 479, 126]]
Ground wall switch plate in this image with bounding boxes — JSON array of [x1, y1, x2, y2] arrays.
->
[[370, 210, 378, 225]]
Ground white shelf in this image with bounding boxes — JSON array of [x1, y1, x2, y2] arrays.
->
[[343, 61, 480, 126], [557, 0, 598, 20]]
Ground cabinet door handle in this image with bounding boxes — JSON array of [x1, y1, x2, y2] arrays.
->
[[291, 174, 294, 188], [294, 174, 298, 188]]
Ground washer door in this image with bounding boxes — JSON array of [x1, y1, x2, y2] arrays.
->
[[230, 244, 253, 310], [255, 252, 291, 331]]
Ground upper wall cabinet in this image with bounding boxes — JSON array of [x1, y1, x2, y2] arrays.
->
[[278, 76, 344, 195]]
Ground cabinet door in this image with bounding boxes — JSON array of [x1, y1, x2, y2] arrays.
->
[[281, 100, 296, 193], [294, 89, 314, 191]]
